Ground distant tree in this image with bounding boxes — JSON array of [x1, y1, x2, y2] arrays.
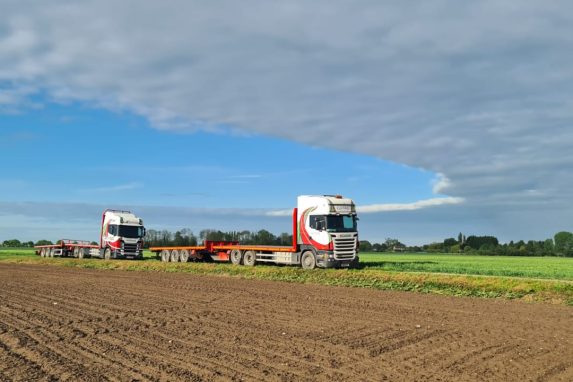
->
[[384, 238, 401, 248], [444, 238, 457, 247], [35, 240, 53, 246], [543, 239, 555, 256], [465, 236, 498, 250], [554, 231, 573, 257], [359, 240, 372, 252], [372, 243, 384, 252], [2, 239, 22, 247], [424, 242, 444, 253], [278, 232, 292, 246]]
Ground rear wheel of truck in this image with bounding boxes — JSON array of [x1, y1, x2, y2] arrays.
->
[[179, 249, 190, 263], [230, 249, 243, 265], [170, 250, 180, 262], [243, 250, 256, 266], [104, 248, 112, 260], [160, 250, 170, 262], [301, 251, 316, 270]]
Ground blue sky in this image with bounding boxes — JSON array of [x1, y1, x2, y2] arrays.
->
[[1, 101, 444, 242], [1, 1, 572, 244]]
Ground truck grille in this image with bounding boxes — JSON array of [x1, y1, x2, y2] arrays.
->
[[332, 235, 357, 260], [123, 243, 138, 255]]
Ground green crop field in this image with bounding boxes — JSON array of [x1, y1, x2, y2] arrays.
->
[[360, 252, 573, 280], [1, 248, 572, 304]]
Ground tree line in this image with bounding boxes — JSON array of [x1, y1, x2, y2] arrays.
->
[[359, 231, 573, 257], [3, 230, 573, 257]]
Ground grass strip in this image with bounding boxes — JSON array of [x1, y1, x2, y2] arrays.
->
[[2, 255, 572, 305]]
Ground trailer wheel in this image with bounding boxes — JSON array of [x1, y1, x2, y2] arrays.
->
[[78, 248, 84, 259], [73, 247, 79, 258], [179, 249, 190, 263], [243, 250, 256, 266], [230, 249, 243, 265], [170, 250, 180, 262], [301, 251, 316, 270], [104, 248, 112, 260], [160, 250, 170, 262]]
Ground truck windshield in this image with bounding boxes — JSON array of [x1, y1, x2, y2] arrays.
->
[[325, 215, 357, 232], [118, 225, 144, 238]]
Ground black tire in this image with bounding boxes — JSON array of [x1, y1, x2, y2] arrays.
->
[[170, 250, 180, 262], [301, 251, 316, 270], [230, 249, 243, 265], [160, 250, 170, 262], [179, 249, 190, 263], [243, 250, 256, 266], [349, 256, 360, 269], [104, 248, 112, 260]]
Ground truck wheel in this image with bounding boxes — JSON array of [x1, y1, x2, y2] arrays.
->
[[160, 250, 170, 262], [243, 251, 256, 266], [104, 248, 112, 260], [179, 249, 190, 263], [349, 257, 360, 269], [170, 250, 180, 262], [230, 249, 243, 265], [301, 251, 316, 270]]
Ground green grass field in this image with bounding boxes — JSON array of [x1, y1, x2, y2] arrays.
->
[[1, 248, 572, 305]]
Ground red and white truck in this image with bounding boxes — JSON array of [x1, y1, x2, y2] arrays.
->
[[35, 209, 146, 260], [150, 195, 359, 269]]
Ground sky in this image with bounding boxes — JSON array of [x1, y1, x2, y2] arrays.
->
[[1, 1, 572, 245]]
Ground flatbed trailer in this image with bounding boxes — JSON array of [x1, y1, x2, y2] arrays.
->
[[150, 195, 360, 269], [35, 239, 98, 258]]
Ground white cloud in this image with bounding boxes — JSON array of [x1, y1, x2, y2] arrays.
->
[[357, 197, 465, 213], [78, 182, 142, 193], [432, 173, 451, 195], [1, 1, 573, 238]]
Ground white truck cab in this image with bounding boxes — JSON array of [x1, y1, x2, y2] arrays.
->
[[297, 195, 359, 268], [91, 209, 146, 259]]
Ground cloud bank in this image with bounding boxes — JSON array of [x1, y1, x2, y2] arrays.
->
[[1, 1, 573, 239]]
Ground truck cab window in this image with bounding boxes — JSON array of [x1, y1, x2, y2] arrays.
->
[[309, 215, 326, 231], [108, 225, 118, 236]]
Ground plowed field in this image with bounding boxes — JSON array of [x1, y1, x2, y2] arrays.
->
[[0, 264, 571, 381]]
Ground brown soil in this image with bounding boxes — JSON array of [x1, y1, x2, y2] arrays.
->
[[0, 264, 571, 381]]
